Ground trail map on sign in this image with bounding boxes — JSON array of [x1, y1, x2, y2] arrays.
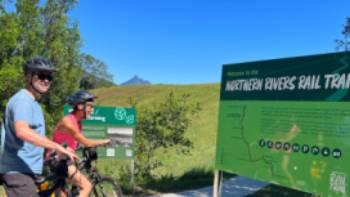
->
[[215, 52, 350, 196]]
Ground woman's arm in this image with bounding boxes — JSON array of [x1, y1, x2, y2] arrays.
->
[[60, 117, 110, 147]]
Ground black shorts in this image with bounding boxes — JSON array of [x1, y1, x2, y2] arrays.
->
[[2, 173, 39, 197]]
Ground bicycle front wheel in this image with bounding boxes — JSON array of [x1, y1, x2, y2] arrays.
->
[[91, 176, 123, 197]]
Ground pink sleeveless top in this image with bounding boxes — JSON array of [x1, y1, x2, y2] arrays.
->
[[53, 113, 82, 151]]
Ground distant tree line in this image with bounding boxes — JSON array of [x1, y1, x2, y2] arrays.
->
[[80, 53, 114, 89], [0, 0, 114, 132]]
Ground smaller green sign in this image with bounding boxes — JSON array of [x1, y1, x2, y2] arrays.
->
[[64, 105, 136, 159]]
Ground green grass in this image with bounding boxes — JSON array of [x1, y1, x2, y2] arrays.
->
[[144, 167, 216, 192], [91, 83, 221, 195], [93, 83, 220, 178]]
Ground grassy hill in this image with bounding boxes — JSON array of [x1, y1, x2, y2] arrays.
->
[[93, 83, 220, 178]]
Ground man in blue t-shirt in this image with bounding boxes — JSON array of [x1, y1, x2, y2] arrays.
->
[[0, 57, 79, 197]]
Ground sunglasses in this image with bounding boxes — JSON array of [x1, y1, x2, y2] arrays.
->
[[36, 73, 54, 82]]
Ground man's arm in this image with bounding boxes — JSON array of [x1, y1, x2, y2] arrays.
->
[[15, 121, 79, 161]]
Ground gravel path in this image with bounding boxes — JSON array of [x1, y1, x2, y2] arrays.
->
[[149, 176, 269, 197]]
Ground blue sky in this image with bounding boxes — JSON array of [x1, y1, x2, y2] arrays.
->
[[70, 1, 350, 85]]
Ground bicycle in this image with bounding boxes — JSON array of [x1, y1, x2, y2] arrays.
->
[[76, 146, 123, 197]]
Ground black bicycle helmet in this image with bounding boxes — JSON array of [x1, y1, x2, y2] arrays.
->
[[23, 56, 57, 74], [67, 90, 97, 106]]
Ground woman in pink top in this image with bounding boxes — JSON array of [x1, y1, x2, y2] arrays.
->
[[52, 90, 110, 197]]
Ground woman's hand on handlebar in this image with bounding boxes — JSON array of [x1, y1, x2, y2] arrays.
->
[[103, 138, 111, 146]]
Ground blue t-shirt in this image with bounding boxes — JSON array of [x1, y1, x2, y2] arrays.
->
[[0, 89, 45, 174]]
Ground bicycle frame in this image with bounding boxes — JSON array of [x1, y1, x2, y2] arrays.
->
[[77, 146, 123, 197], [77, 147, 103, 184]]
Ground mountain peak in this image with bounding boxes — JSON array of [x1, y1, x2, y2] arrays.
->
[[131, 75, 140, 80], [120, 75, 151, 86]]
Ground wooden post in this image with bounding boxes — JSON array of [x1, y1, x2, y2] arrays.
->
[[130, 159, 135, 185], [213, 170, 223, 197]]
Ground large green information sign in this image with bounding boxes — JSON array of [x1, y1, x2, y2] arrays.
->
[[215, 51, 350, 196], [65, 105, 136, 159]]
